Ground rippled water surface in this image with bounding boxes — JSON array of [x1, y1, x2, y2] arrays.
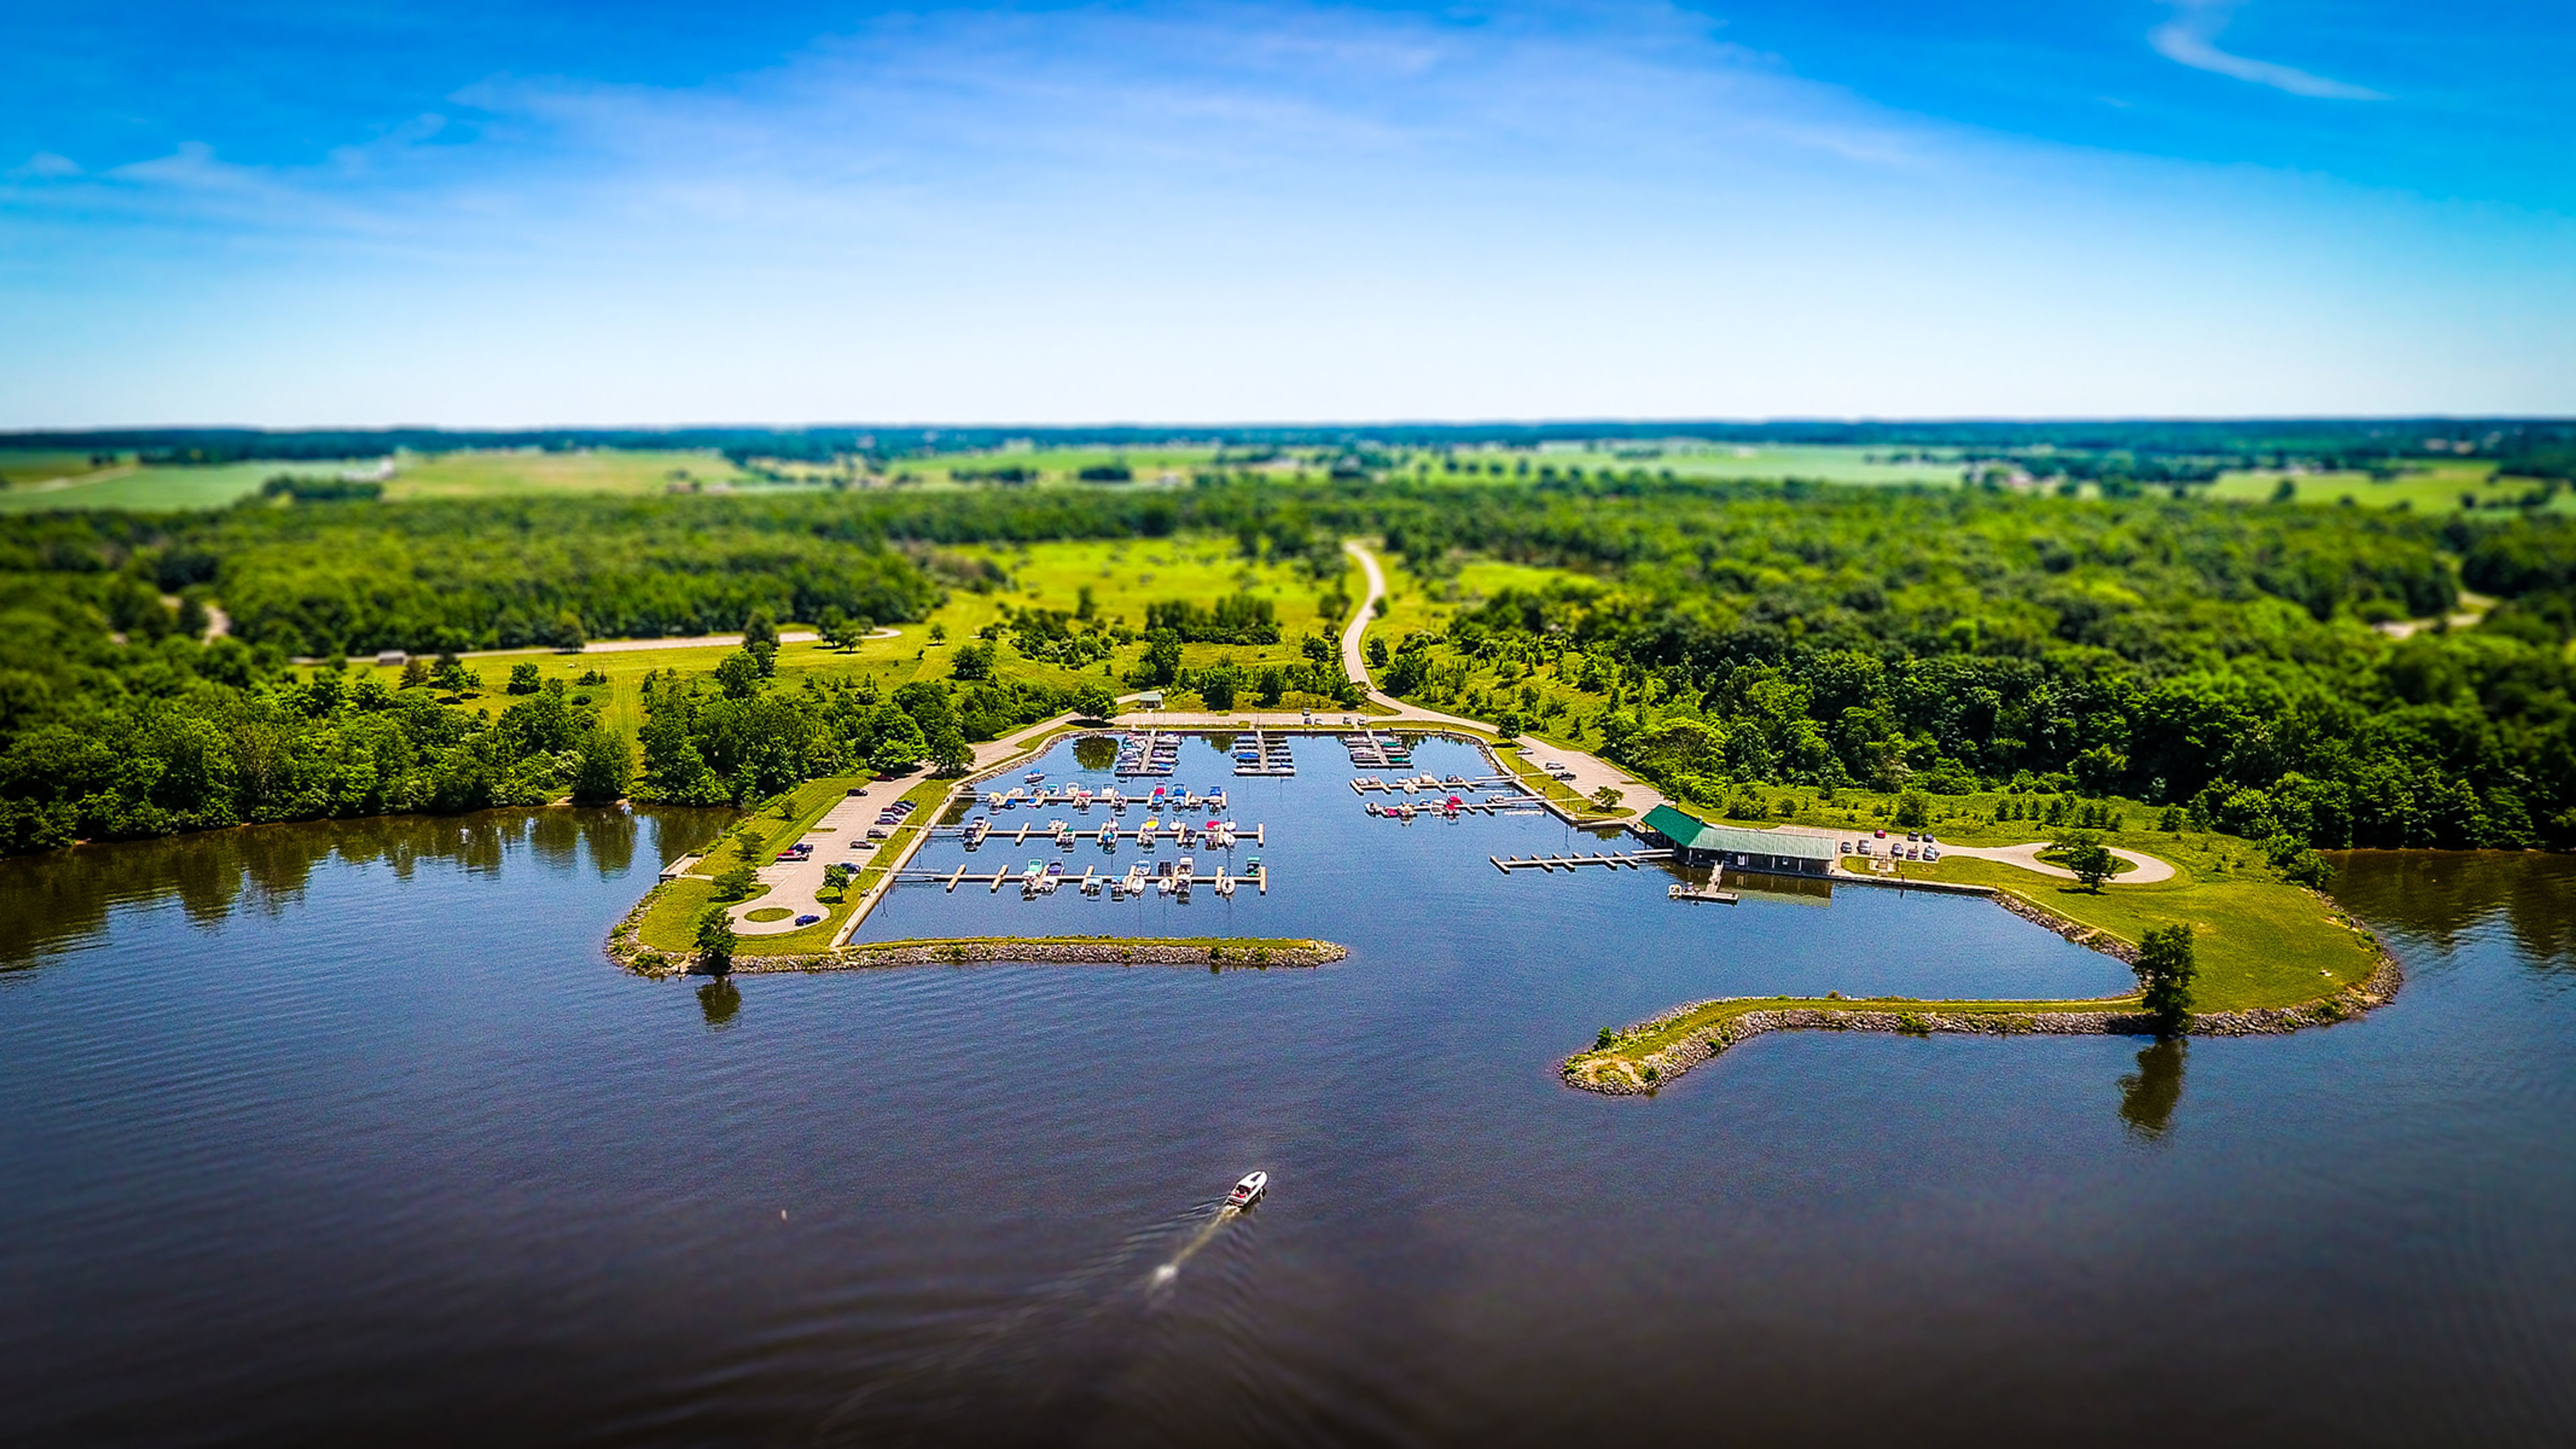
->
[[4, 737, 2573, 1446]]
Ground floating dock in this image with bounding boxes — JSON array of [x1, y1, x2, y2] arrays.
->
[[1115, 729, 1181, 777], [1349, 773, 1513, 794], [1666, 883, 1741, 904], [898, 862, 1271, 897], [942, 817, 1261, 846], [1234, 728, 1296, 776], [1342, 731, 1414, 770], [979, 784, 1227, 812], [1489, 849, 1674, 873], [1366, 798, 1543, 818]]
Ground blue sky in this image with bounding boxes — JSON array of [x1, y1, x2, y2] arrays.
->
[[3, 1, 2569, 426]]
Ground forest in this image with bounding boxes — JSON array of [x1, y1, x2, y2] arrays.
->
[[0, 473, 2570, 852]]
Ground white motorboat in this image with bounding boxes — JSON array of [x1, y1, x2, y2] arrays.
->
[[1226, 1171, 1267, 1210]]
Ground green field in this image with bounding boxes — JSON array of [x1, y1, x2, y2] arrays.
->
[[2203, 458, 2573, 515], [1648, 443, 1969, 486], [0, 458, 360, 514], [0, 451, 117, 488], [383, 447, 761, 499], [337, 533, 1366, 735]]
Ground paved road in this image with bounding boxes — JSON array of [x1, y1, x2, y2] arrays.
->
[[1931, 839, 2178, 883], [1338, 541, 1668, 823]]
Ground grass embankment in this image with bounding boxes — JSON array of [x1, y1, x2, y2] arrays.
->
[[1567, 839, 2387, 1088], [1875, 855, 2380, 1011]]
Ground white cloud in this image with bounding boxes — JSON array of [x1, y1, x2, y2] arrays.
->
[[2149, 1, 2384, 100], [7, 152, 82, 178]]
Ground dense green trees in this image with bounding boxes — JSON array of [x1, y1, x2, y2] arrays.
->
[[1370, 487, 2576, 849], [4, 474, 2573, 854]]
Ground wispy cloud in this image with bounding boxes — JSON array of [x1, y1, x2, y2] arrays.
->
[[2149, 1, 2384, 100]]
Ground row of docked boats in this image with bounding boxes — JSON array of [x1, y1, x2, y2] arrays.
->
[[1342, 731, 1413, 769], [980, 783, 1229, 812], [1068, 856, 1265, 900], [1232, 730, 1297, 776], [1366, 795, 1466, 820], [1116, 731, 1181, 777], [965, 816, 1248, 849]]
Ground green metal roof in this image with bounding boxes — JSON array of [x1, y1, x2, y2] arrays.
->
[[1641, 804, 1839, 860]]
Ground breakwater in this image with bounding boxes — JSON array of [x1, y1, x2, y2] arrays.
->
[[1564, 891, 2406, 1095]]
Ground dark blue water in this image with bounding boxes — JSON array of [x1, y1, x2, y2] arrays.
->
[[3, 740, 2571, 1447]]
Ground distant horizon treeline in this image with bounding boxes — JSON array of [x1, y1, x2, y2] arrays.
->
[[9, 418, 2575, 470]]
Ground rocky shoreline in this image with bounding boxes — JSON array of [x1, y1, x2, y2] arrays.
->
[[731, 936, 1348, 973], [604, 888, 1347, 977], [1564, 891, 2407, 1096]]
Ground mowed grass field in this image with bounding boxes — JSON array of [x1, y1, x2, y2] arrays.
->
[[1652, 443, 1970, 486], [337, 534, 1366, 737], [2203, 458, 2574, 514], [0, 458, 361, 514], [383, 447, 761, 499]]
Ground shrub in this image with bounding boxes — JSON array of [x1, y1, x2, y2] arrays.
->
[[712, 864, 759, 899], [506, 661, 543, 695]]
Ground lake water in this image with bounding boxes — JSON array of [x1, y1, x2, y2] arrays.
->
[[4, 735, 2572, 1446]]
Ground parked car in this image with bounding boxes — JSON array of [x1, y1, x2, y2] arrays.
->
[[794, 914, 822, 926]]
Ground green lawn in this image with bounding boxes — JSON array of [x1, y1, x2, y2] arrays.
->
[[1568, 807, 2383, 1086], [1877, 855, 2381, 1010]]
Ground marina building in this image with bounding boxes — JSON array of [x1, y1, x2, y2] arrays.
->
[[1639, 804, 1838, 877]]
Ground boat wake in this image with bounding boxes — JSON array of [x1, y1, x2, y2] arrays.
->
[[1148, 1203, 1240, 1289], [814, 1186, 1265, 1446]]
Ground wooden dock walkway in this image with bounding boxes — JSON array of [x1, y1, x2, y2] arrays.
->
[[939, 820, 1265, 846], [1349, 775, 1512, 794], [904, 864, 1272, 895], [1489, 849, 1674, 873]]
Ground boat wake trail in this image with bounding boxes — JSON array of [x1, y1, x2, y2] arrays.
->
[[813, 1195, 1256, 1446], [1148, 1203, 1239, 1289]]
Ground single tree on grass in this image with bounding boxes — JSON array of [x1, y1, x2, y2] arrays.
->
[[1591, 786, 1623, 812], [2135, 924, 2198, 1036], [2055, 829, 2116, 892], [694, 906, 738, 974]]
